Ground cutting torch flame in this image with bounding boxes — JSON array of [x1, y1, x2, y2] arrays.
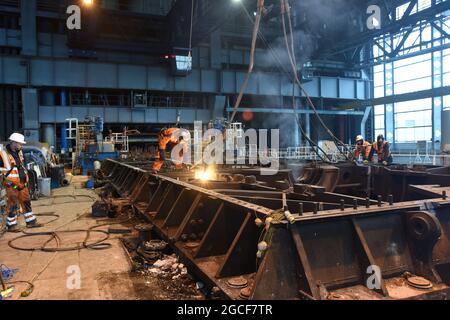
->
[[195, 168, 215, 182]]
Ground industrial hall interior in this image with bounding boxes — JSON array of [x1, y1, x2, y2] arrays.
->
[[1, 0, 450, 302]]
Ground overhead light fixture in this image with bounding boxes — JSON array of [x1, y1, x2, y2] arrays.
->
[[232, 0, 242, 3], [82, 0, 94, 6]]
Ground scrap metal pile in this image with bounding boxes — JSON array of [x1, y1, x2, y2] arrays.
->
[[100, 159, 450, 300]]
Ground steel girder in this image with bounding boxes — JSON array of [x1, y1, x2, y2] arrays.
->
[[101, 159, 450, 300]]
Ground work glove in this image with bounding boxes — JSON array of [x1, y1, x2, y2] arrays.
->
[[363, 160, 369, 165], [382, 161, 388, 166]]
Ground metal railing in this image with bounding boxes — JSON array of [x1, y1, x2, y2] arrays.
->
[[105, 133, 129, 154]]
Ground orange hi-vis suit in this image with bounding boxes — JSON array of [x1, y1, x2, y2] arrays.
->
[[370, 141, 392, 164], [355, 141, 372, 161], [0, 146, 37, 229], [152, 128, 184, 173]]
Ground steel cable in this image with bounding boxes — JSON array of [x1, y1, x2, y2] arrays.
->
[[281, 0, 351, 160], [230, 0, 265, 123], [238, 2, 332, 162]]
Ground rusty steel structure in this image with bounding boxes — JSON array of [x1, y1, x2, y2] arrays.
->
[[101, 159, 450, 300]]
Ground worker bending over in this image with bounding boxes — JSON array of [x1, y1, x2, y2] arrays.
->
[[0, 133, 40, 232], [152, 128, 187, 173], [369, 134, 392, 166], [354, 135, 372, 164]]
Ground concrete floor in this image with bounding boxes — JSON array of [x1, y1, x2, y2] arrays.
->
[[0, 178, 138, 300]]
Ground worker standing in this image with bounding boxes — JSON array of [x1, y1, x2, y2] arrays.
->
[[0, 133, 41, 232], [354, 135, 372, 164], [369, 134, 393, 166], [152, 128, 187, 173]]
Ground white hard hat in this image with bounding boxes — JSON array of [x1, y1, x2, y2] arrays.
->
[[9, 133, 27, 145], [356, 135, 364, 142]]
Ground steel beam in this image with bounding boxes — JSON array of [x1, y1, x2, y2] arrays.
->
[[226, 108, 365, 116], [340, 85, 450, 109], [101, 159, 450, 300]]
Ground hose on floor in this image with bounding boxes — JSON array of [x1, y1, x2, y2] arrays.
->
[[3, 280, 35, 298], [32, 195, 98, 208], [8, 214, 133, 252], [34, 212, 60, 226], [5, 192, 135, 299]]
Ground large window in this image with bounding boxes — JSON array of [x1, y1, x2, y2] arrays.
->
[[444, 95, 450, 110], [393, 54, 432, 94], [374, 105, 385, 138], [443, 49, 450, 86], [396, 0, 432, 20], [394, 99, 433, 142], [374, 65, 384, 98], [372, 2, 449, 147]]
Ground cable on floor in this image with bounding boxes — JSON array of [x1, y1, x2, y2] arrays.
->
[[8, 212, 133, 252]]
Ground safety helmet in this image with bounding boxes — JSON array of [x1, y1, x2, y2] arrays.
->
[[9, 132, 26, 145], [355, 135, 364, 143]]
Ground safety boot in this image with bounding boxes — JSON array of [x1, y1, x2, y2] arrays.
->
[[7, 224, 20, 232], [26, 220, 43, 229]]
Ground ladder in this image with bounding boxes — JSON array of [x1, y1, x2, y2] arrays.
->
[[66, 119, 78, 170]]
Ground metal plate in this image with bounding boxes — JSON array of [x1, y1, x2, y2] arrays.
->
[[227, 277, 248, 289], [407, 276, 433, 290]]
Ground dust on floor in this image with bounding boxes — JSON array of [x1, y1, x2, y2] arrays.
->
[[0, 181, 203, 300]]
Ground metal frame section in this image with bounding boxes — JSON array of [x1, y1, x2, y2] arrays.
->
[[342, 85, 450, 108], [101, 159, 450, 300], [321, 0, 450, 65], [0, 0, 377, 148], [369, 0, 450, 66], [38, 105, 213, 125], [325, 0, 450, 153], [225, 108, 365, 116], [0, 55, 369, 100]]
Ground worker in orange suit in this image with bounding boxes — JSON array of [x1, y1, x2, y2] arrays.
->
[[152, 128, 187, 173], [369, 134, 393, 166], [0, 133, 41, 232], [354, 135, 372, 164]]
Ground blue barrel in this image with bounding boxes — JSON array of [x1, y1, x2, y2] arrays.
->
[[86, 180, 95, 189]]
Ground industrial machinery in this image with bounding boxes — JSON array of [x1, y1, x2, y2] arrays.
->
[[101, 159, 450, 300], [67, 117, 120, 175], [22, 143, 67, 191]]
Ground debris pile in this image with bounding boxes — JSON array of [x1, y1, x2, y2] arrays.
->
[[148, 254, 188, 280], [120, 225, 206, 300]]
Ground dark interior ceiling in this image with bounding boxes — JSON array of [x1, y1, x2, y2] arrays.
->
[[35, 0, 435, 65]]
